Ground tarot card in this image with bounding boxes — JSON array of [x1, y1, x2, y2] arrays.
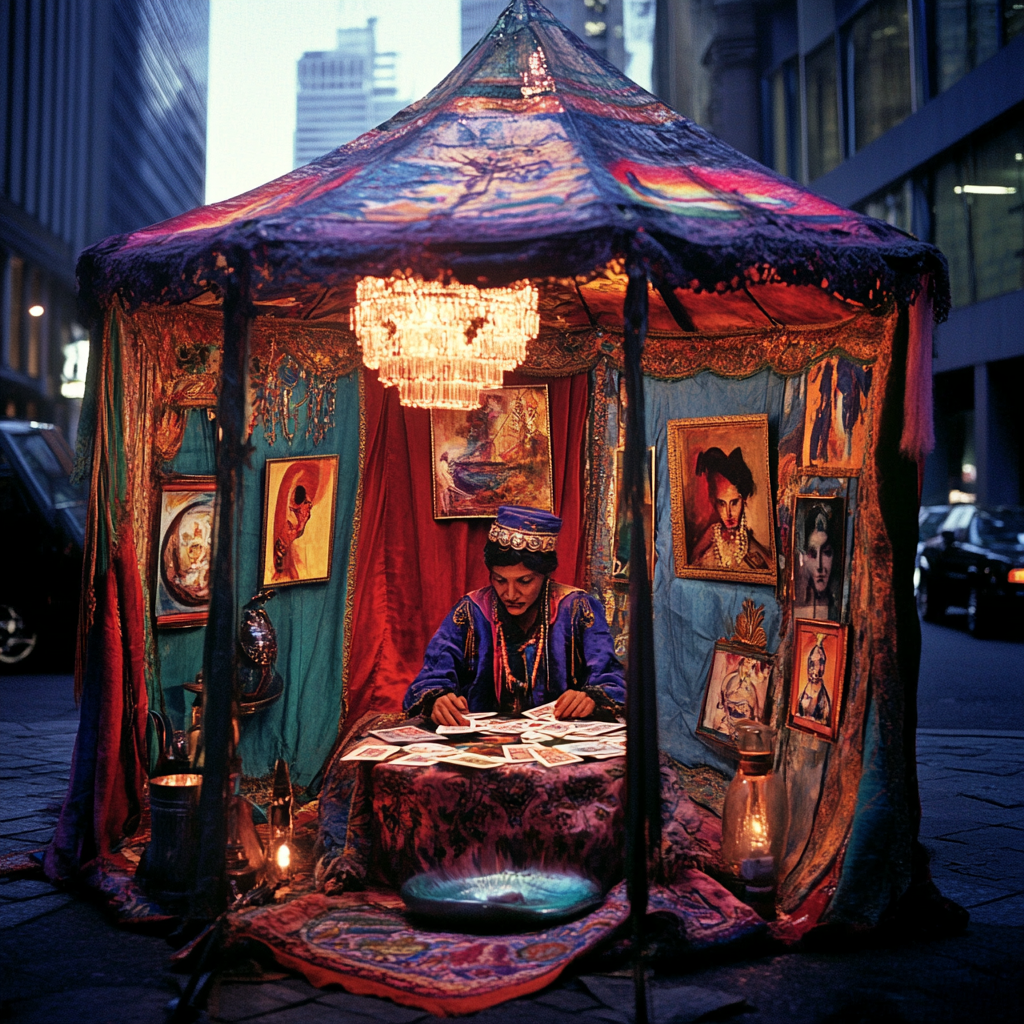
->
[[478, 719, 534, 735], [341, 743, 400, 761], [565, 721, 626, 737], [435, 724, 483, 736], [391, 752, 446, 767], [438, 752, 505, 769], [464, 711, 498, 719], [370, 726, 440, 745], [502, 745, 539, 762], [401, 743, 453, 756], [533, 721, 575, 738], [528, 745, 584, 767], [558, 741, 623, 758], [521, 731, 555, 744], [522, 700, 560, 720]]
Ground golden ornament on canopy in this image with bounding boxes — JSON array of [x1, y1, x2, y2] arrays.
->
[[350, 275, 540, 410]]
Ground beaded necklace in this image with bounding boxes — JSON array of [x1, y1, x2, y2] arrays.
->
[[495, 578, 550, 714], [713, 510, 749, 567]]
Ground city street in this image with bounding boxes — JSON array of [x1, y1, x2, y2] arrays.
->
[[918, 619, 1024, 732], [2, 620, 1021, 1023]]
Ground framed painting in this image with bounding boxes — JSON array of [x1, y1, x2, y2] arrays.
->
[[801, 356, 873, 473], [155, 477, 216, 627], [666, 414, 777, 585], [260, 455, 338, 588], [430, 385, 554, 519], [696, 641, 773, 756], [790, 494, 846, 623], [789, 619, 847, 741]]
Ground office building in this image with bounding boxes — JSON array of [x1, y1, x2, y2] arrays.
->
[[294, 19, 408, 168], [0, 0, 209, 437], [654, 0, 1024, 505]]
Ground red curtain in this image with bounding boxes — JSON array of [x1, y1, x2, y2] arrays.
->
[[343, 370, 591, 727]]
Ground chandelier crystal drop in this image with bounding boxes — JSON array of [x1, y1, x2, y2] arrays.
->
[[350, 275, 540, 410]]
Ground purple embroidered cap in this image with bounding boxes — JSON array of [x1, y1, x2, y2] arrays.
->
[[488, 505, 562, 553]]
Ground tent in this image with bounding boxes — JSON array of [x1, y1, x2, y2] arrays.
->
[[47, 0, 949, 947]]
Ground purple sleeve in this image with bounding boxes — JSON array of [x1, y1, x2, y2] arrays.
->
[[402, 599, 473, 716], [577, 593, 626, 708]]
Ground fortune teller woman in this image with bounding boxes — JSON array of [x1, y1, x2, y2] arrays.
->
[[403, 506, 625, 726], [690, 447, 772, 572], [794, 502, 841, 622]]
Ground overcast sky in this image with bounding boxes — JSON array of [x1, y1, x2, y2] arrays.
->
[[205, 0, 461, 205]]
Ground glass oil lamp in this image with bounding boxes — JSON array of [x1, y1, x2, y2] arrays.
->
[[268, 758, 294, 882], [720, 722, 788, 900]]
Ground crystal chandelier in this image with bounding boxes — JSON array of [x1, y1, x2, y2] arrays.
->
[[350, 275, 540, 410]]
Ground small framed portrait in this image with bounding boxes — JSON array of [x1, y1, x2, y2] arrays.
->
[[666, 413, 777, 585], [791, 495, 846, 623], [430, 385, 554, 519], [155, 477, 216, 627], [789, 619, 847, 741], [260, 455, 338, 588], [801, 356, 873, 473], [696, 642, 773, 755]]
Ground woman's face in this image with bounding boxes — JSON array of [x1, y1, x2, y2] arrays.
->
[[709, 473, 744, 531], [802, 528, 834, 596]]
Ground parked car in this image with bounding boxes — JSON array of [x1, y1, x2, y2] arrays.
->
[[0, 421, 85, 669], [916, 504, 1024, 637]]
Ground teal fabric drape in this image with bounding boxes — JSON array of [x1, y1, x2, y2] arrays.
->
[[158, 372, 361, 791], [645, 371, 786, 772]]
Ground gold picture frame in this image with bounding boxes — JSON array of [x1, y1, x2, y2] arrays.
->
[[259, 454, 339, 588], [429, 385, 555, 520], [696, 640, 774, 757], [154, 476, 216, 628], [666, 413, 777, 585], [788, 618, 847, 742]]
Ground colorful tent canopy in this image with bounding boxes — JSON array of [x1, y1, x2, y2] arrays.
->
[[50, 0, 953, 943], [77, 0, 947, 324]]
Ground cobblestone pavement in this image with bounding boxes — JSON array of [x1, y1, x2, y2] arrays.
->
[[1, 676, 1021, 1023]]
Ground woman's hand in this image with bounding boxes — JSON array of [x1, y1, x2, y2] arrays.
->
[[431, 693, 470, 726], [554, 689, 596, 720]]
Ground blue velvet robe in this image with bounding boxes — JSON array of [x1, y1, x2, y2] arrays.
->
[[403, 582, 626, 716]]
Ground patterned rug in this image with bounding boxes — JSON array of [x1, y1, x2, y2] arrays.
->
[[223, 871, 764, 1016]]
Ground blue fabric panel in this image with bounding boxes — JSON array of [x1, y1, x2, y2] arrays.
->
[[645, 371, 785, 772], [158, 373, 361, 789], [827, 693, 910, 925]]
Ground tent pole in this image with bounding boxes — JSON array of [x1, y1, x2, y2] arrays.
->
[[623, 242, 660, 1023], [192, 252, 250, 919]]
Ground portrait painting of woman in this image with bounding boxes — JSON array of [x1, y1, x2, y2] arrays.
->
[[792, 496, 846, 622], [667, 414, 777, 585]]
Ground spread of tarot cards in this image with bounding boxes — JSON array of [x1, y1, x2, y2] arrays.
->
[[346, 711, 626, 770]]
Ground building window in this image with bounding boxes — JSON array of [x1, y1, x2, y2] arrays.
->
[[805, 41, 841, 180], [1004, 0, 1024, 41], [932, 1, 1001, 94], [6, 256, 24, 372], [932, 117, 1024, 307], [862, 179, 914, 234], [770, 57, 802, 180], [847, 0, 912, 152]]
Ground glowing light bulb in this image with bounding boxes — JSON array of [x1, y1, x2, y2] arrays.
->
[[275, 843, 291, 871], [28, 305, 44, 317]]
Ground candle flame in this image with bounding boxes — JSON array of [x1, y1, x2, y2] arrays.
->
[[276, 843, 291, 871]]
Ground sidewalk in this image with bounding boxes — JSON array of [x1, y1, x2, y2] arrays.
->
[[2, 676, 1021, 1023]]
